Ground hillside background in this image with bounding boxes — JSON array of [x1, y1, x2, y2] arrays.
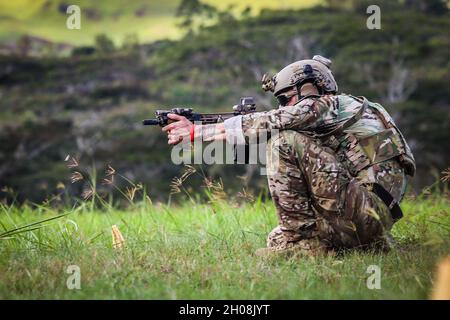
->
[[0, 0, 449, 204], [0, 0, 320, 45]]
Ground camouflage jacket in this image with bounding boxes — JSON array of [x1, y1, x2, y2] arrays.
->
[[223, 94, 416, 180]]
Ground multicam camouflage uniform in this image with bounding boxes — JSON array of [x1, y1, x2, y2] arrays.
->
[[239, 94, 415, 253], [222, 55, 415, 254]]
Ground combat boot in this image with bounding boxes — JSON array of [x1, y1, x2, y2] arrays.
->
[[254, 238, 332, 258]]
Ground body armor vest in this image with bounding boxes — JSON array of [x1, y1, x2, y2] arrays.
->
[[320, 95, 416, 177]]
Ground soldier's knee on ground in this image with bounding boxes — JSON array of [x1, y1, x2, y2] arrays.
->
[[315, 179, 395, 249]]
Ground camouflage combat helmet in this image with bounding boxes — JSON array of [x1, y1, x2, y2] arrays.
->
[[262, 55, 338, 97]]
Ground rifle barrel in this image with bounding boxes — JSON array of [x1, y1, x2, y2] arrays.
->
[[142, 119, 160, 126]]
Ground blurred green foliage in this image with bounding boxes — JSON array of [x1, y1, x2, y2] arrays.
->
[[94, 34, 115, 54], [0, 1, 449, 203]]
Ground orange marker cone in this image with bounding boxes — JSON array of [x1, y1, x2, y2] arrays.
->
[[431, 257, 450, 300]]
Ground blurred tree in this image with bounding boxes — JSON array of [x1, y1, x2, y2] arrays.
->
[[217, 4, 237, 24], [94, 34, 115, 54], [350, 0, 449, 14], [122, 33, 140, 51], [16, 35, 31, 57], [350, 0, 403, 12], [241, 6, 252, 19], [71, 46, 96, 56], [404, 0, 449, 15], [176, 0, 218, 31]]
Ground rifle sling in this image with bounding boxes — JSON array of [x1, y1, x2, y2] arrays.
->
[[368, 183, 404, 222]]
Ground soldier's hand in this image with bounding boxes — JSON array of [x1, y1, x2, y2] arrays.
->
[[161, 113, 194, 145]]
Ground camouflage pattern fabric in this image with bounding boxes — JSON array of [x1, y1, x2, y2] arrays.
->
[[266, 130, 405, 251], [243, 94, 412, 252]]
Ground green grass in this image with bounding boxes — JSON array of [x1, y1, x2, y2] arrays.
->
[[0, 0, 322, 45], [0, 195, 449, 299]]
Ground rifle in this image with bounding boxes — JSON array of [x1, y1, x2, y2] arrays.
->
[[142, 97, 257, 126]]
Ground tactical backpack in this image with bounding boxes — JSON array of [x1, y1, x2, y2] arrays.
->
[[320, 95, 416, 178]]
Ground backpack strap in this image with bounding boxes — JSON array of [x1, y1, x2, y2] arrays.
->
[[321, 96, 367, 139]]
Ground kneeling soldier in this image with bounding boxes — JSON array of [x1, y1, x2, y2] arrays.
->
[[162, 55, 415, 256]]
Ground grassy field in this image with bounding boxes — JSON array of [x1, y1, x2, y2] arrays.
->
[[0, 193, 449, 299], [0, 0, 321, 45]]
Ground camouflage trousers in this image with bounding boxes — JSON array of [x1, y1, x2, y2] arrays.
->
[[266, 130, 406, 252]]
